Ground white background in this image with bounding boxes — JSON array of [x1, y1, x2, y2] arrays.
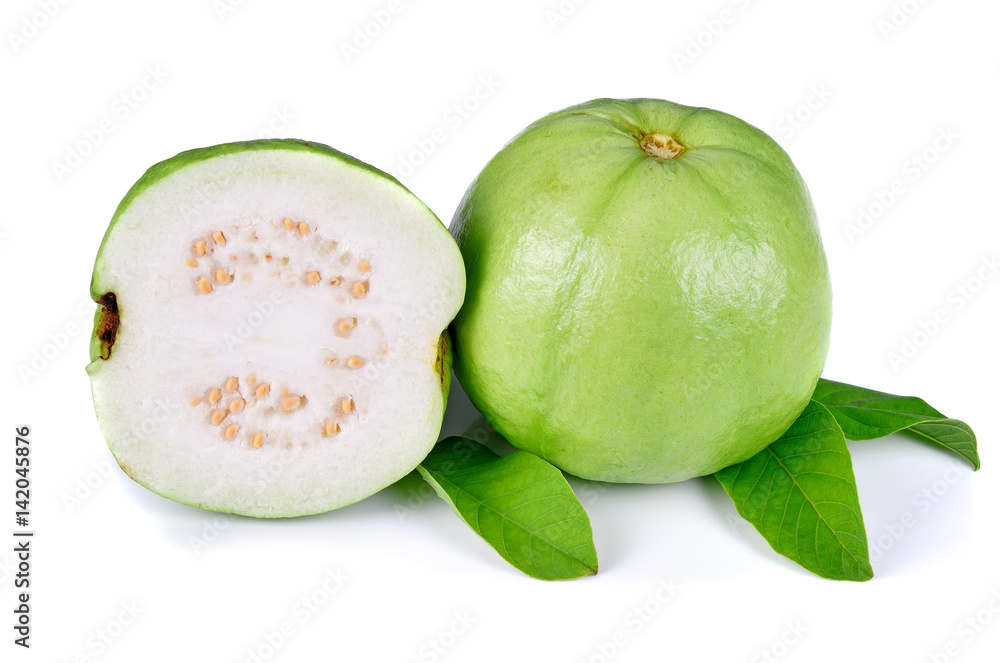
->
[[2, 0, 999, 661]]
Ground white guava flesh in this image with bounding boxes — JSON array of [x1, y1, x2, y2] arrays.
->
[[88, 140, 465, 517]]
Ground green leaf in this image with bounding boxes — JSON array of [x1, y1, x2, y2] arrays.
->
[[812, 378, 979, 470], [417, 436, 598, 581], [715, 400, 873, 581]]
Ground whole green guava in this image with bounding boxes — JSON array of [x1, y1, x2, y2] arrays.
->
[[450, 98, 832, 483]]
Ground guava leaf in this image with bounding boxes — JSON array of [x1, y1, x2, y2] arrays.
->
[[715, 400, 873, 582], [417, 436, 598, 581], [811, 378, 979, 470]]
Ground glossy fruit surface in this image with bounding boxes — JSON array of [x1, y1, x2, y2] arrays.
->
[[451, 98, 832, 483]]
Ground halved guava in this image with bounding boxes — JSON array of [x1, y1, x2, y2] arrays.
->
[[88, 139, 465, 517]]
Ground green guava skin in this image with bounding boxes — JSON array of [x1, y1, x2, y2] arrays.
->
[[450, 98, 832, 484]]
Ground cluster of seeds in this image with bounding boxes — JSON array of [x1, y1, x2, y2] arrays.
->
[[189, 232, 233, 294], [186, 217, 371, 300], [189, 373, 359, 449], [183, 215, 382, 448]]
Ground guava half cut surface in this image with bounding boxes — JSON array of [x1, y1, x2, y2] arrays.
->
[[450, 98, 832, 484], [88, 139, 465, 517]]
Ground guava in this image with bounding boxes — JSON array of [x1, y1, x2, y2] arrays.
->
[[450, 98, 832, 483], [88, 139, 465, 517]]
